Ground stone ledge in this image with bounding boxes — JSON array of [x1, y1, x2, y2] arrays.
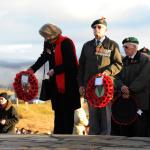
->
[[0, 134, 150, 150]]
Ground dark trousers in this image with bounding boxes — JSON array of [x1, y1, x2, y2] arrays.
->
[[111, 110, 149, 137], [53, 109, 74, 134], [88, 103, 111, 135], [144, 110, 150, 137]]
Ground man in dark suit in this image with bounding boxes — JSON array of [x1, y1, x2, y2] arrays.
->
[[78, 17, 123, 135]]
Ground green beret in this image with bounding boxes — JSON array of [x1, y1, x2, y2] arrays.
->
[[122, 37, 139, 45], [91, 17, 107, 28], [139, 47, 150, 54]]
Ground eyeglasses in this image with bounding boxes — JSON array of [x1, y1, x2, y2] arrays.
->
[[123, 45, 129, 49], [123, 44, 136, 50], [93, 25, 102, 30]]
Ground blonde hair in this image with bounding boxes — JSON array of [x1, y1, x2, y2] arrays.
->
[[39, 23, 62, 39]]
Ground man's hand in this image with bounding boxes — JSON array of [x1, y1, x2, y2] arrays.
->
[[121, 85, 130, 99], [121, 85, 129, 95], [79, 86, 85, 96], [122, 93, 130, 99], [102, 72, 108, 76]]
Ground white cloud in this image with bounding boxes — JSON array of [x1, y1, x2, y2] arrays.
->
[[0, 10, 9, 19], [0, 44, 42, 61], [0, 0, 150, 59], [0, 44, 32, 52]]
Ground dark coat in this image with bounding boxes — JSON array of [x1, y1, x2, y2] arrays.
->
[[116, 51, 150, 110], [0, 100, 19, 133], [30, 37, 80, 111], [78, 36, 123, 86]]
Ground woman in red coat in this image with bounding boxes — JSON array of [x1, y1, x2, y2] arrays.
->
[[29, 23, 80, 134]]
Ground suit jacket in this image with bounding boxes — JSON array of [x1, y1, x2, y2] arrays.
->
[[78, 36, 123, 87]]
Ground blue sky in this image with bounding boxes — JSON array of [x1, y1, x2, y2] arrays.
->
[[0, 0, 150, 86]]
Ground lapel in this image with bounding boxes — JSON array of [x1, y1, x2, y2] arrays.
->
[[102, 36, 110, 49]]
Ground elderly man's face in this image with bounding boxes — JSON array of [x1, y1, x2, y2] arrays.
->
[[93, 24, 107, 39], [123, 44, 137, 57]]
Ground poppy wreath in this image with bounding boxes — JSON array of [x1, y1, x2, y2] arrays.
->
[[111, 95, 138, 126], [13, 70, 38, 102], [86, 73, 114, 108]]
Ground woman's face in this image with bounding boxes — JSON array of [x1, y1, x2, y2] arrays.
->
[[46, 38, 57, 44], [42, 33, 57, 43]]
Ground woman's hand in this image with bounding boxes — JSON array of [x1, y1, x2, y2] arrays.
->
[[47, 69, 54, 77], [27, 68, 34, 74]]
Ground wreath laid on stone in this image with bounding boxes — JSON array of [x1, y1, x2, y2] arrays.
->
[[86, 73, 114, 108], [13, 70, 38, 102]]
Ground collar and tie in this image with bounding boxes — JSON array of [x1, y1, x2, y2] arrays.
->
[[96, 39, 102, 47]]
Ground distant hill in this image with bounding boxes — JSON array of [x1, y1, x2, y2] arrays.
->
[[0, 59, 46, 88], [0, 60, 34, 69]]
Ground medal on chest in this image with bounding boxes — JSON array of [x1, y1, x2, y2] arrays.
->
[[95, 45, 111, 57]]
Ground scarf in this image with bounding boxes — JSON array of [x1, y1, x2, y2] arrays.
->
[[55, 34, 78, 93]]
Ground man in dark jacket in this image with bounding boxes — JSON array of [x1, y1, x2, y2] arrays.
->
[[112, 37, 150, 137], [78, 17, 123, 135], [28, 23, 80, 134], [0, 92, 19, 134]]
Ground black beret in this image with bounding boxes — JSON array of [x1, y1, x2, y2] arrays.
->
[[91, 17, 107, 28], [122, 37, 139, 45], [0, 92, 9, 100]]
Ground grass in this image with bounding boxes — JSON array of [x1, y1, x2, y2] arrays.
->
[[0, 88, 54, 134], [15, 101, 89, 134], [15, 101, 54, 134], [0, 88, 89, 134]]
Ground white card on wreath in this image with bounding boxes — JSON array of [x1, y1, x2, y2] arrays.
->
[[21, 74, 29, 85], [95, 77, 103, 86]]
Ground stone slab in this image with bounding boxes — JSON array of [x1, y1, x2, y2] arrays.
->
[[0, 134, 150, 150]]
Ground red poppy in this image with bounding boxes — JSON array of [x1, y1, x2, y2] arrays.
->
[[86, 73, 114, 108], [13, 70, 38, 102]]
